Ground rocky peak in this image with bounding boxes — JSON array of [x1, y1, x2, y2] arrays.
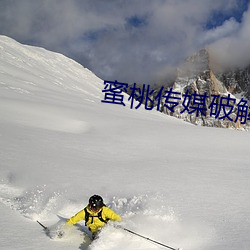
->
[[133, 48, 249, 129], [175, 48, 226, 95], [177, 48, 210, 78], [216, 66, 250, 100], [160, 49, 250, 130]]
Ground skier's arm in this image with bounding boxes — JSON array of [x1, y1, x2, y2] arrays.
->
[[67, 209, 85, 225], [104, 207, 122, 222]]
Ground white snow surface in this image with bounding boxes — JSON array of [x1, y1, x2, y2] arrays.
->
[[0, 35, 249, 250]]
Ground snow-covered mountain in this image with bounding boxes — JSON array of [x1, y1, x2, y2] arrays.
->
[[126, 49, 250, 130], [217, 65, 250, 100], [0, 36, 250, 250], [163, 49, 250, 129]]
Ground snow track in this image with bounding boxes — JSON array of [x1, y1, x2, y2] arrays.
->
[[0, 181, 63, 220]]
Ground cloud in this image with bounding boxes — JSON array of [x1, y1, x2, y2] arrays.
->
[[209, 3, 250, 69], [0, 0, 249, 84], [200, 18, 240, 45]]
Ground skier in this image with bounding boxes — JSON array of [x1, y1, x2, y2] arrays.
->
[[66, 194, 121, 239]]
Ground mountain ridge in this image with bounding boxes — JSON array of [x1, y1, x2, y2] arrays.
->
[[159, 48, 250, 129]]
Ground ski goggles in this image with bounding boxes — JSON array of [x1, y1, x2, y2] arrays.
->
[[89, 204, 101, 212]]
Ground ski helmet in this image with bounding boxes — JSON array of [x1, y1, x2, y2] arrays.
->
[[89, 195, 104, 210]]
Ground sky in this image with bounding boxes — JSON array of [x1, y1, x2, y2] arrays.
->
[[0, 0, 249, 85]]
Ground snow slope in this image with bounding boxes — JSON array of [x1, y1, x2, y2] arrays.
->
[[0, 35, 250, 250]]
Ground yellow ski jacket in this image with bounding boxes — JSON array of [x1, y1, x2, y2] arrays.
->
[[67, 206, 121, 233]]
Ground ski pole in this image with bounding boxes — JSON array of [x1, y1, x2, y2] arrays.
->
[[122, 227, 180, 250], [37, 220, 48, 231]]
